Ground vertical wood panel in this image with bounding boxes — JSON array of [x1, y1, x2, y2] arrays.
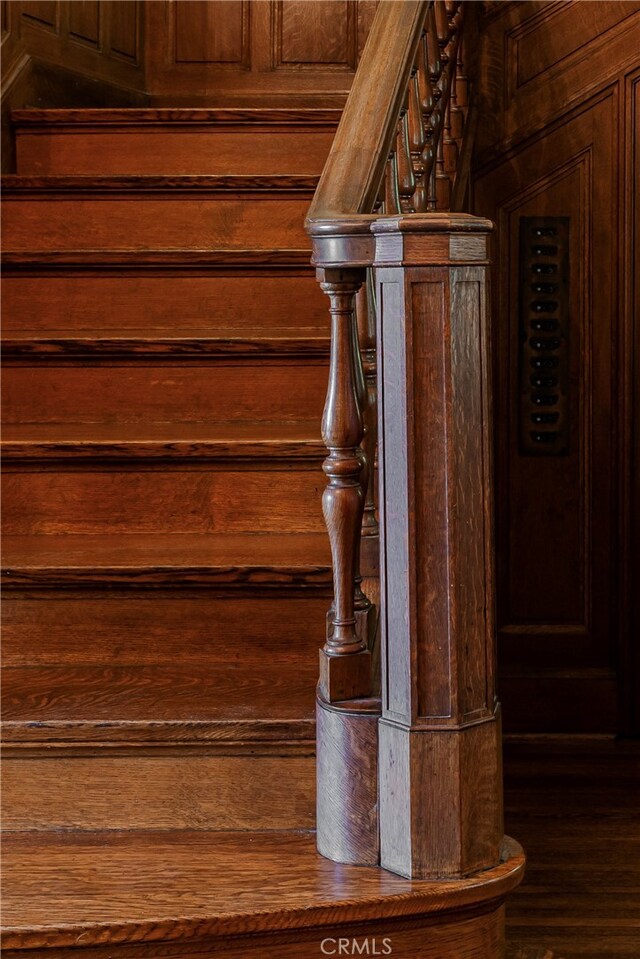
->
[[471, 4, 637, 733], [278, 0, 352, 66], [450, 271, 490, 718], [68, 0, 99, 47], [20, 0, 59, 32], [378, 276, 411, 722], [108, 0, 138, 61], [413, 277, 452, 721], [174, 0, 247, 64], [145, 0, 375, 101]]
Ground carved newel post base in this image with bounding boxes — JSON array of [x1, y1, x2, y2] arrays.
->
[[373, 214, 511, 882]]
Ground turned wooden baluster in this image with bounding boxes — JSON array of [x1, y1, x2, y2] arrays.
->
[[435, 125, 451, 209], [451, 32, 468, 147], [443, 97, 459, 179], [356, 274, 379, 572], [318, 269, 372, 702], [449, 44, 463, 144], [434, 0, 451, 65], [442, 4, 460, 178], [408, 60, 428, 212], [426, 2, 442, 86], [350, 288, 375, 649], [383, 151, 401, 215], [425, 4, 443, 211], [414, 33, 433, 212], [396, 107, 416, 213]]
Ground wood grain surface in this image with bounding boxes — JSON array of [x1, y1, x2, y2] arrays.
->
[[0, 830, 524, 952], [13, 109, 340, 175], [1, 531, 332, 587]]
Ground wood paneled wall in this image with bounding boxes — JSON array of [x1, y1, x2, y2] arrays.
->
[[471, 0, 640, 734], [1, 1, 144, 90], [144, 0, 377, 103], [2, 2, 377, 108]]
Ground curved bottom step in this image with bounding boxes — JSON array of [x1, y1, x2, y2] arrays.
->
[[2, 829, 524, 958]]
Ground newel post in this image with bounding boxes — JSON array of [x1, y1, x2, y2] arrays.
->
[[373, 213, 504, 880]]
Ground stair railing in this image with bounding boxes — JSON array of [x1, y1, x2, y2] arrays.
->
[[307, 0, 469, 707], [307, 0, 517, 898]]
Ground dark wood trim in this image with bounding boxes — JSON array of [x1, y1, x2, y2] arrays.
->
[[11, 107, 343, 128], [2, 174, 320, 195], [1, 532, 333, 590], [1, 434, 325, 464], [2, 250, 316, 271], [2, 717, 316, 750], [2, 334, 329, 360]]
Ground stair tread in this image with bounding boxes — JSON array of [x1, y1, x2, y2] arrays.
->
[[0, 830, 524, 950], [2, 661, 318, 726], [3, 533, 330, 584], [12, 106, 343, 126], [2, 422, 324, 459]]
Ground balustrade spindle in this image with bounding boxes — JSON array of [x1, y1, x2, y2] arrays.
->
[[396, 109, 416, 212], [356, 275, 379, 562], [408, 65, 427, 212], [434, 0, 450, 59], [435, 123, 451, 209], [426, 4, 442, 89], [449, 48, 464, 143], [318, 269, 372, 702], [384, 151, 401, 214], [443, 98, 459, 178], [350, 294, 375, 650], [453, 35, 468, 150]]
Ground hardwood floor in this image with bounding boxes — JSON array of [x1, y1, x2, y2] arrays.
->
[[504, 741, 640, 959]]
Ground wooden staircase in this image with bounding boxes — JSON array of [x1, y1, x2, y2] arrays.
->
[[2, 4, 527, 953], [1, 107, 328, 929]]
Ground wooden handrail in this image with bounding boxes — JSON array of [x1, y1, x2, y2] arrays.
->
[[306, 0, 469, 267], [307, 0, 428, 226]]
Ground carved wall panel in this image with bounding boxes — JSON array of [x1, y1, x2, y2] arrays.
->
[[174, 0, 249, 65], [1, 1, 143, 89], [145, 0, 376, 102], [472, 2, 639, 734], [274, 0, 356, 71], [476, 0, 640, 161]]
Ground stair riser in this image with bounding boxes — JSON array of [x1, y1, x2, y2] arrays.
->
[[3, 364, 327, 424], [3, 592, 327, 667], [1, 273, 327, 335], [2, 755, 315, 831], [16, 129, 336, 176], [1, 195, 312, 252], [2, 468, 324, 535]]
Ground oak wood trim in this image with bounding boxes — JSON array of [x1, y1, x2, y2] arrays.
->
[[11, 106, 343, 127], [2, 173, 320, 195], [2, 250, 317, 270]]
